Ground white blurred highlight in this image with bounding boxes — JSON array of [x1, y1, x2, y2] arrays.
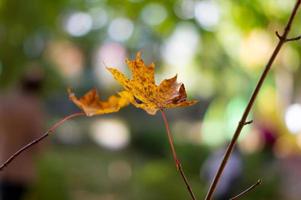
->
[[90, 119, 130, 150], [285, 104, 301, 134], [108, 18, 134, 42], [161, 23, 200, 95], [162, 23, 199, 68], [93, 42, 126, 87], [194, 1, 220, 30], [64, 12, 92, 37]]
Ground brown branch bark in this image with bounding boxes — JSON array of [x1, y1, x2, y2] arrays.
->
[[160, 109, 197, 200], [204, 1, 301, 199], [0, 112, 85, 171]]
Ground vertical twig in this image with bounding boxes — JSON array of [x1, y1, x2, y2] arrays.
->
[[204, 1, 301, 199], [160, 109, 197, 200], [0, 112, 85, 171]]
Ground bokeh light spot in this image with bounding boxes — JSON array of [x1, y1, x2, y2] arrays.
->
[[93, 42, 127, 87], [240, 30, 272, 70], [162, 23, 199, 68], [174, 0, 195, 20], [285, 104, 301, 134], [239, 129, 263, 154], [108, 18, 134, 42], [90, 7, 108, 30], [90, 118, 130, 150], [64, 12, 92, 37], [194, 1, 220, 30], [141, 3, 167, 26], [46, 40, 84, 80]]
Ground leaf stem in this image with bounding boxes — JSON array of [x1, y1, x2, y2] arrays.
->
[[0, 112, 85, 171], [204, 1, 301, 199], [160, 109, 197, 200], [230, 179, 261, 200]]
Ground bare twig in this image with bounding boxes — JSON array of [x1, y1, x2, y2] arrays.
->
[[230, 179, 262, 200], [275, 31, 282, 39], [0, 112, 85, 171], [276, 31, 301, 42], [160, 109, 197, 200], [285, 36, 301, 42], [204, 1, 301, 199], [244, 120, 253, 125]]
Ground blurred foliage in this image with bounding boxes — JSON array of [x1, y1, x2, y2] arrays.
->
[[26, 144, 281, 200], [1, 0, 300, 90], [1, 0, 301, 199]]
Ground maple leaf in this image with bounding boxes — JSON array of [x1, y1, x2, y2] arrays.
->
[[68, 88, 132, 116], [107, 52, 197, 115]]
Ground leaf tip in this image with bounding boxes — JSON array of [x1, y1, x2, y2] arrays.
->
[[67, 87, 76, 99], [136, 51, 142, 59]]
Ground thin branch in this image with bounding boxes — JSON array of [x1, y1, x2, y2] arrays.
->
[[244, 120, 253, 125], [285, 35, 301, 42], [204, 1, 301, 199], [276, 31, 301, 42], [275, 31, 282, 40], [230, 179, 262, 200], [160, 109, 197, 200], [0, 112, 85, 171]]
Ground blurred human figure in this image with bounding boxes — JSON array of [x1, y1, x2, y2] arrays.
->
[[0, 67, 45, 200], [202, 145, 242, 200]]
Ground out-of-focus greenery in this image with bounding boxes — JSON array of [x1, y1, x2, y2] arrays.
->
[[1, 0, 301, 199], [25, 144, 279, 200], [1, 0, 300, 89]]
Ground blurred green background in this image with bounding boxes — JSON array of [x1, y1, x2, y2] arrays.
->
[[1, 0, 301, 199]]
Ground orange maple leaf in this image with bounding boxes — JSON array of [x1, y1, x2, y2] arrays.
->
[[107, 52, 197, 115], [68, 88, 132, 116]]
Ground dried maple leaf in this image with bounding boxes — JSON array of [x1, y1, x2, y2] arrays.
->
[[68, 88, 132, 116], [107, 52, 197, 115]]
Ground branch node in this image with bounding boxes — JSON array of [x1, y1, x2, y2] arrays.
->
[[276, 30, 301, 42], [244, 120, 253, 126], [275, 31, 283, 40]]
